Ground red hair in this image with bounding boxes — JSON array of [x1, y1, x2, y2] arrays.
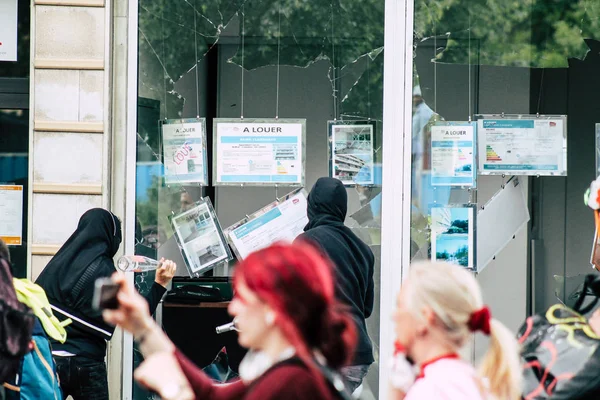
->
[[234, 241, 357, 370]]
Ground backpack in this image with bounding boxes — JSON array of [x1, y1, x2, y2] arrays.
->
[[518, 274, 600, 399], [4, 318, 62, 400], [3, 279, 67, 400], [12, 279, 70, 343], [0, 257, 35, 384]]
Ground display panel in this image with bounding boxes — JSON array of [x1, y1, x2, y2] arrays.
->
[[213, 118, 306, 187]]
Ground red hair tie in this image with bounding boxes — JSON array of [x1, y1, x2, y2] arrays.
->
[[468, 306, 491, 335]]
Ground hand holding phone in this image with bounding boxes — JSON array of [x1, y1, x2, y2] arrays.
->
[[92, 278, 122, 310]]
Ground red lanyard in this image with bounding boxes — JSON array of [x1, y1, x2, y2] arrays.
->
[[416, 353, 460, 379]]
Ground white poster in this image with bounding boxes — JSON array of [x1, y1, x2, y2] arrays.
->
[[477, 116, 567, 176], [224, 189, 308, 259], [330, 123, 375, 186], [214, 119, 305, 186], [162, 118, 208, 185], [0, 185, 23, 245], [430, 122, 475, 187], [0, 0, 18, 62], [431, 205, 475, 271], [171, 200, 230, 276]]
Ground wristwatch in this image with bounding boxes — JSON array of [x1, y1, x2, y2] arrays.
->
[[160, 383, 182, 400]]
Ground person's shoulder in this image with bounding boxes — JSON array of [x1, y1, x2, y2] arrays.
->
[[92, 256, 117, 278]]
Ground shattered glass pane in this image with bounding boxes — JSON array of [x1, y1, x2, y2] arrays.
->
[[136, 0, 385, 398]]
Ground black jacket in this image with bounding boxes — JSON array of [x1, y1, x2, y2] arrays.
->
[[296, 178, 375, 366], [36, 208, 166, 360]]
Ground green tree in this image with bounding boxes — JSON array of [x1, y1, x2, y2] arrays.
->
[[414, 0, 600, 68]]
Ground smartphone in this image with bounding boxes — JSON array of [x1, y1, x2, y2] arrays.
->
[[92, 278, 121, 311]]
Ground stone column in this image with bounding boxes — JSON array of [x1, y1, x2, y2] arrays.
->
[[30, 0, 110, 280]]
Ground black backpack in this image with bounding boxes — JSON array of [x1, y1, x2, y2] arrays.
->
[[0, 257, 35, 383], [519, 273, 600, 399]]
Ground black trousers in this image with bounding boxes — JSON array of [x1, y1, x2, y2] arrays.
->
[[54, 356, 108, 400]]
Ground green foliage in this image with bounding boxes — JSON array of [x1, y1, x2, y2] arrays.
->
[[415, 0, 600, 68]]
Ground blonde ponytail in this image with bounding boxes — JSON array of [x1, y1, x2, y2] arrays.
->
[[479, 319, 521, 400]]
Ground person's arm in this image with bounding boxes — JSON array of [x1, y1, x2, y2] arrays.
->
[[134, 352, 195, 400], [174, 350, 247, 400], [103, 272, 175, 357], [142, 259, 176, 315]]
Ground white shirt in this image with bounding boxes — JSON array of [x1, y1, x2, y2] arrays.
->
[[406, 358, 493, 400]]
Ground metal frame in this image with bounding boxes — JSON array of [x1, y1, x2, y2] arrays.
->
[[212, 118, 306, 187], [476, 114, 568, 177], [327, 120, 378, 187], [121, 0, 140, 397], [430, 203, 478, 272], [223, 187, 307, 260], [169, 196, 233, 277], [430, 121, 477, 188], [378, 0, 414, 397], [161, 117, 210, 186]]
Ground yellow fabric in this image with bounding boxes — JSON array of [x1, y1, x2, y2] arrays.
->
[[12, 278, 71, 343]]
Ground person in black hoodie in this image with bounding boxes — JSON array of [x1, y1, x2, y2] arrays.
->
[[36, 208, 176, 400], [295, 177, 375, 393]]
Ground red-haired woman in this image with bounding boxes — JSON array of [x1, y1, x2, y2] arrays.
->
[[103, 242, 357, 400]]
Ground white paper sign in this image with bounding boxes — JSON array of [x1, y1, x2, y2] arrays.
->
[[162, 118, 208, 185], [0, 0, 18, 62], [171, 200, 230, 275], [430, 122, 475, 187], [0, 185, 23, 245], [330, 123, 375, 186], [478, 116, 567, 176], [214, 119, 305, 186], [224, 189, 308, 259]]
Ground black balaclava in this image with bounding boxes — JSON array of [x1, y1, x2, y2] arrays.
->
[[36, 208, 122, 306]]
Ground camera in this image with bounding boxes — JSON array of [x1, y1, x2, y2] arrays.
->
[[92, 278, 122, 311]]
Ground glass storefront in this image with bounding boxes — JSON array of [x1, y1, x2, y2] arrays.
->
[[409, 0, 600, 352], [134, 1, 385, 398]]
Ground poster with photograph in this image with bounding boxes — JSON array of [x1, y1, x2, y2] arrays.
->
[[431, 205, 475, 270], [162, 118, 208, 185], [477, 115, 567, 176], [430, 122, 476, 187], [213, 119, 305, 186], [224, 188, 308, 260], [329, 121, 376, 186], [170, 198, 231, 276], [0, 185, 23, 245], [0, 0, 18, 61]]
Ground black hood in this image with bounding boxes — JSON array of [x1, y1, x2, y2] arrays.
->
[[305, 177, 347, 230], [36, 208, 122, 306]]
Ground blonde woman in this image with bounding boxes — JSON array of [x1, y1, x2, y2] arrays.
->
[[389, 261, 521, 400]]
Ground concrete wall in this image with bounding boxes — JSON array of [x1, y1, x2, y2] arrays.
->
[[29, 0, 111, 281]]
